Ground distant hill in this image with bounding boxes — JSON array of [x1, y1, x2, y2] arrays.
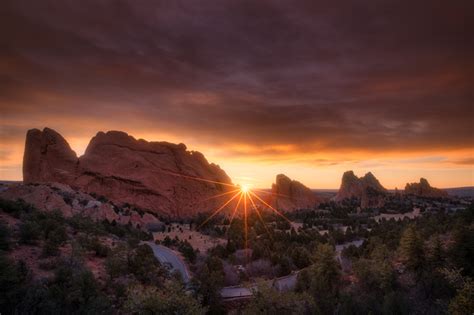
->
[[313, 189, 338, 199], [444, 187, 474, 197], [0, 181, 22, 185]]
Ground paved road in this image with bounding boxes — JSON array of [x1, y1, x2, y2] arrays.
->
[[221, 286, 253, 299], [144, 242, 191, 284], [220, 272, 299, 300], [144, 239, 361, 299], [220, 240, 366, 300], [335, 239, 364, 255], [335, 239, 365, 272]]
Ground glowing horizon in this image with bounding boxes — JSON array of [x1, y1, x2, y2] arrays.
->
[[0, 129, 473, 189]]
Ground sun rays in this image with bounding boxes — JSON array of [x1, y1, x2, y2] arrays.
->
[[197, 182, 291, 232], [194, 180, 293, 258], [159, 169, 295, 258]]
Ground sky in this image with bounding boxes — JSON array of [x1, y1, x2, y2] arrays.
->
[[1, 0, 473, 189]]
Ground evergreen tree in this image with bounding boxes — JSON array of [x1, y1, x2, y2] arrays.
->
[[125, 282, 206, 315], [243, 283, 315, 315], [297, 243, 340, 313], [398, 225, 424, 272]]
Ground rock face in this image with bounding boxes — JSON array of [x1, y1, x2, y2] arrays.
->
[[23, 128, 78, 184], [271, 174, 320, 211], [335, 171, 387, 208], [23, 128, 234, 217], [0, 182, 163, 231], [404, 178, 448, 198]]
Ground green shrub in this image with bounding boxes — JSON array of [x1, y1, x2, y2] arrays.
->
[[0, 198, 36, 217], [0, 254, 30, 313], [0, 221, 11, 251], [47, 226, 68, 245], [178, 240, 196, 263], [45, 258, 111, 313], [38, 258, 58, 271], [105, 244, 166, 285], [68, 215, 105, 236], [78, 235, 110, 257], [101, 220, 151, 241], [124, 282, 205, 315], [42, 239, 60, 257], [19, 221, 42, 244], [105, 245, 129, 279], [90, 239, 110, 257], [128, 244, 166, 284]]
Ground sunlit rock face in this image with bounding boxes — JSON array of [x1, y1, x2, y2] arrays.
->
[[271, 174, 320, 211], [404, 178, 448, 198], [23, 128, 233, 217], [335, 171, 387, 208]]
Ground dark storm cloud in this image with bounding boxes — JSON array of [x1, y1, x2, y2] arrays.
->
[[1, 0, 473, 155]]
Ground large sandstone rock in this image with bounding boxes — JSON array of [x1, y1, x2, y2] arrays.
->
[[23, 128, 78, 184], [23, 128, 234, 217], [335, 171, 387, 208], [270, 174, 320, 211], [404, 178, 448, 198]]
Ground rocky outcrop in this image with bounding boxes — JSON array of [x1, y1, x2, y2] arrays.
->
[[23, 128, 234, 217], [271, 174, 320, 211], [404, 178, 448, 198], [23, 128, 78, 184], [335, 171, 387, 208], [0, 182, 163, 231]]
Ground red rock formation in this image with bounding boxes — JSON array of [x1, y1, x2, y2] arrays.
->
[[404, 178, 448, 198], [270, 174, 320, 211], [0, 182, 163, 231], [23, 128, 78, 184], [335, 171, 387, 208], [23, 128, 234, 217]]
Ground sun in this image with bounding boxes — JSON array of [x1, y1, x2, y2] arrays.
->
[[240, 184, 250, 193]]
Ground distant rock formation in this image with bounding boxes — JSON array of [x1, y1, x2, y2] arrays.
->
[[335, 171, 387, 208], [404, 178, 448, 198], [0, 182, 163, 231], [270, 174, 320, 211], [23, 128, 234, 217]]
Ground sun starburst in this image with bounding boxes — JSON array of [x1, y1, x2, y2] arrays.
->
[[240, 184, 250, 193], [193, 181, 296, 262], [155, 170, 300, 264]]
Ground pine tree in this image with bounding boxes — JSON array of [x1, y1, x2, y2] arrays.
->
[[398, 225, 424, 272]]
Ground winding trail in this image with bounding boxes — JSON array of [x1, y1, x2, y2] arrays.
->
[[144, 242, 192, 284], [145, 239, 364, 300]]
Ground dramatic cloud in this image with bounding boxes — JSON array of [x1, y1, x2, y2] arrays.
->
[[0, 0, 473, 187]]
